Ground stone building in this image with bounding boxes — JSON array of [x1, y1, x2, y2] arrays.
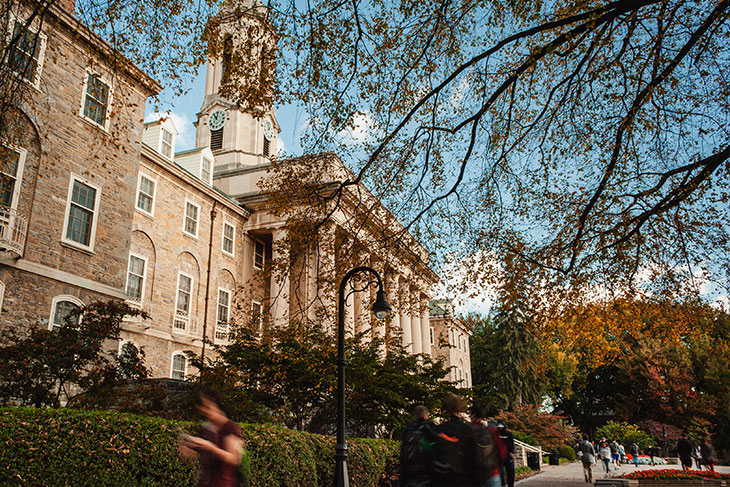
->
[[1, 0, 447, 380], [429, 299, 473, 388]]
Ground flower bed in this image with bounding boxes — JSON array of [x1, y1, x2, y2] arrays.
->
[[622, 470, 730, 480]]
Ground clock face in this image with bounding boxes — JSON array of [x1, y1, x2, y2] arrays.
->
[[208, 109, 226, 131], [262, 118, 275, 141]]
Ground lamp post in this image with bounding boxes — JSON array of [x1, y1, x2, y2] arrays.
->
[[334, 266, 391, 487]]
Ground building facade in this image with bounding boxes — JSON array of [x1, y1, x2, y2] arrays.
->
[[430, 299, 473, 388], [1, 0, 468, 382]]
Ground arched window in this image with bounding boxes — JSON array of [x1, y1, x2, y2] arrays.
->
[[49, 295, 83, 331], [170, 352, 187, 380]]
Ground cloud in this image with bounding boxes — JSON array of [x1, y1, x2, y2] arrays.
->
[[144, 110, 196, 152], [336, 112, 376, 145]]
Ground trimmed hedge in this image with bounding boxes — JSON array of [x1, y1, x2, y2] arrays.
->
[[560, 444, 577, 461], [0, 407, 399, 487]]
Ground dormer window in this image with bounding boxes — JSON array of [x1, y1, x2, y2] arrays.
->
[[160, 129, 173, 159], [201, 158, 212, 184]]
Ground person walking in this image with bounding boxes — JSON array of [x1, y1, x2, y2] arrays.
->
[[400, 405, 436, 487], [468, 405, 504, 487], [629, 442, 640, 467], [700, 437, 716, 472], [677, 434, 694, 471], [497, 419, 516, 487], [598, 440, 612, 477], [693, 444, 703, 470], [647, 445, 656, 466], [577, 434, 596, 483], [609, 439, 620, 469], [431, 395, 476, 487], [179, 389, 244, 487]]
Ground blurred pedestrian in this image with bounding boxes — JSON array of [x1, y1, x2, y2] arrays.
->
[[700, 437, 716, 472], [400, 405, 436, 487], [577, 434, 596, 483], [629, 442, 639, 467], [496, 419, 515, 487], [179, 389, 244, 487], [609, 439, 620, 469], [677, 434, 693, 471], [431, 394, 476, 487], [598, 440, 611, 476], [693, 444, 702, 470], [468, 405, 504, 487], [647, 445, 656, 466]]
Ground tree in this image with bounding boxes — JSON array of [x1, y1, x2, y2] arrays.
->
[[191, 319, 456, 436], [0, 301, 149, 408], [594, 421, 655, 450]]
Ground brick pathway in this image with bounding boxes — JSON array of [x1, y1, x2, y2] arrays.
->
[[517, 461, 730, 487]]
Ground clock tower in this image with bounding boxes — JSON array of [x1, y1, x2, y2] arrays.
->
[[194, 0, 279, 173]]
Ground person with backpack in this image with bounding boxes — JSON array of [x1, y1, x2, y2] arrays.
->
[[609, 439, 620, 469], [629, 442, 640, 467], [577, 434, 596, 483], [400, 405, 436, 487], [468, 406, 505, 487], [431, 394, 476, 487], [496, 419, 515, 487]]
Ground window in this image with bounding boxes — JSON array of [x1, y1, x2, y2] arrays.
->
[[183, 201, 199, 237], [136, 174, 155, 215], [171, 353, 187, 380], [210, 128, 223, 150], [252, 300, 263, 331], [215, 288, 231, 342], [429, 327, 434, 346], [82, 71, 110, 127], [253, 240, 265, 270], [49, 296, 83, 331], [125, 254, 146, 302], [160, 129, 173, 159], [222, 222, 235, 256], [201, 158, 212, 184], [174, 273, 193, 332], [63, 176, 100, 250], [8, 19, 46, 86], [458, 334, 462, 351], [0, 146, 26, 209]]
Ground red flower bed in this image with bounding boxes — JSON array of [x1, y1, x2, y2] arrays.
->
[[622, 469, 730, 480]]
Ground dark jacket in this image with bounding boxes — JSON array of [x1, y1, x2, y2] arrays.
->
[[677, 438, 693, 458], [498, 428, 515, 457], [431, 416, 476, 487]]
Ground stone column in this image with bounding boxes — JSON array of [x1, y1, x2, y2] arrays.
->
[[420, 294, 431, 357], [410, 286, 422, 355], [399, 277, 412, 353], [270, 227, 289, 327], [385, 271, 399, 353]]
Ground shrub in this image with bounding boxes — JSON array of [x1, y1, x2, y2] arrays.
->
[[513, 430, 538, 446], [0, 407, 398, 487], [491, 405, 577, 449], [559, 444, 577, 461], [595, 421, 655, 450]]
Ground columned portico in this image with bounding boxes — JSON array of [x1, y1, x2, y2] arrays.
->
[[420, 294, 431, 357], [385, 271, 400, 350]]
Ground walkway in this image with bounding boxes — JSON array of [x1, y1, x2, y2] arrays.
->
[[517, 461, 730, 487]]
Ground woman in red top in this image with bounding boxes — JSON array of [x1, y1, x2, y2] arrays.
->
[[180, 389, 244, 487]]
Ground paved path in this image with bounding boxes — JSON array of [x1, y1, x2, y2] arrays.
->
[[517, 462, 730, 487]]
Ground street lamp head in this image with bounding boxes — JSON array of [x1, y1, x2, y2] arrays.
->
[[371, 289, 391, 320]]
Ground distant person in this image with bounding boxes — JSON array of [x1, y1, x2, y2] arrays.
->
[[646, 445, 654, 466], [400, 405, 436, 487], [598, 440, 612, 476], [431, 394, 476, 487], [577, 434, 596, 483], [468, 405, 504, 487], [179, 389, 244, 487], [618, 443, 626, 465], [700, 437, 716, 472], [609, 439, 620, 469], [676, 434, 693, 471], [629, 442, 640, 467], [693, 444, 703, 470], [496, 419, 515, 487]]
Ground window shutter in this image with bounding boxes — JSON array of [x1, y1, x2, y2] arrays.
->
[[210, 128, 223, 150]]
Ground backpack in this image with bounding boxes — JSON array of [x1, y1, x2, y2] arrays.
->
[[472, 424, 498, 480], [403, 423, 435, 476]]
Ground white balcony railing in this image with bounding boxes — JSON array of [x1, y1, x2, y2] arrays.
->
[[172, 311, 200, 339], [0, 206, 27, 258]]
